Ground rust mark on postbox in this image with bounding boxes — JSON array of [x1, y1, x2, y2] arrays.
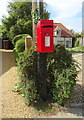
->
[[36, 20, 54, 53]]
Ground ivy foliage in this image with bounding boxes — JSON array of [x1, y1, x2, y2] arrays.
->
[[31, 4, 50, 24], [14, 44, 79, 106]]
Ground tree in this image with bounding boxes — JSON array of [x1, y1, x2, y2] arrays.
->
[[1, 1, 49, 40], [0, 25, 2, 37], [70, 29, 84, 47], [70, 29, 84, 38]]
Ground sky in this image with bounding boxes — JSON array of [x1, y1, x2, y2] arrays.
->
[[0, 0, 83, 33]]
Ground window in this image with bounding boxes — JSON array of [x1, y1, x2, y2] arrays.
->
[[56, 30, 61, 36], [57, 30, 59, 35], [54, 27, 61, 36], [66, 41, 70, 48]]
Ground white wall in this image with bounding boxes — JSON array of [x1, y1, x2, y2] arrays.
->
[[83, 37, 84, 46], [0, 38, 2, 49], [54, 37, 64, 45], [79, 37, 84, 46], [54, 37, 72, 48]]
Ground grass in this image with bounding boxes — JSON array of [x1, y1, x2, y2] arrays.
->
[[66, 46, 84, 53]]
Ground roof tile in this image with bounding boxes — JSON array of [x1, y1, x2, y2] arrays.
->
[[54, 23, 72, 37]]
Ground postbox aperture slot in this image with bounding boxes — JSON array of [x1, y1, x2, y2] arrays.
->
[[42, 26, 52, 28]]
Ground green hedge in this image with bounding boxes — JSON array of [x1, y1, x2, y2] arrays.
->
[[47, 45, 78, 105], [15, 39, 25, 53], [12, 34, 30, 46], [14, 44, 79, 106]]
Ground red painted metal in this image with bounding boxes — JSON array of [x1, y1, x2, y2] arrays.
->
[[36, 19, 54, 53]]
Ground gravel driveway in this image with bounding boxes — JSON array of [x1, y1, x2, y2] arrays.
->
[[0, 50, 83, 118]]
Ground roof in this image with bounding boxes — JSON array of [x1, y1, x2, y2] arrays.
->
[[55, 26, 61, 31], [54, 23, 72, 37]]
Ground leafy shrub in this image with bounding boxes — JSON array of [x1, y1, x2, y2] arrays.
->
[[12, 34, 30, 46], [74, 38, 80, 47], [15, 39, 25, 53], [13, 48, 18, 63], [13, 34, 32, 63], [47, 45, 78, 105], [16, 47, 40, 105], [51, 68, 77, 105], [15, 44, 78, 106]]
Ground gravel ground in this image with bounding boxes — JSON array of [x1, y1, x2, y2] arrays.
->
[[0, 50, 83, 118], [70, 53, 84, 104]]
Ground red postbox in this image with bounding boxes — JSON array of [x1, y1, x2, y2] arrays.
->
[[36, 19, 54, 53]]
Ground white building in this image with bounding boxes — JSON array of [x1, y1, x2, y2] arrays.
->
[[54, 23, 72, 48], [79, 37, 84, 46]]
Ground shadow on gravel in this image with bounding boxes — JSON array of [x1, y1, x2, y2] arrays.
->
[[65, 107, 83, 117], [65, 83, 84, 117], [71, 84, 84, 103]]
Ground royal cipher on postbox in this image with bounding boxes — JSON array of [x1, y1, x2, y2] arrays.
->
[[36, 19, 54, 53]]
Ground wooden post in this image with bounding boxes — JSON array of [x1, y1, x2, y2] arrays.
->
[[39, 0, 43, 19], [40, 53, 47, 100], [25, 36, 32, 50], [32, 0, 37, 46], [38, 0, 47, 100], [36, 52, 47, 100], [32, 0, 47, 100]]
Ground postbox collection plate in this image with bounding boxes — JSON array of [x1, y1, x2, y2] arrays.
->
[[45, 36, 50, 47]]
